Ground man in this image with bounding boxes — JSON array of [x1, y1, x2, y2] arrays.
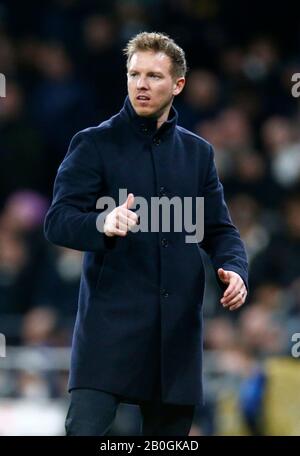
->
[[44, 32, 248, 436]]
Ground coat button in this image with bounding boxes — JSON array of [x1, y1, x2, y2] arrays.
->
[[161, 238, 168, 247], [160, 288, 169, 298], [141, 126, 148, 133], [159, 186, 167, 197], [153, 137, 161, 145]]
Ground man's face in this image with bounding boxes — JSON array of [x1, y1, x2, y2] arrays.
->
[[127, 50, 185, 120]]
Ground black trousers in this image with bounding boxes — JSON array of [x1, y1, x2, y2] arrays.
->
[[65, 388, 195, 436]]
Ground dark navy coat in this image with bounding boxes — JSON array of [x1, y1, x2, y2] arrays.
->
[[44, 96, 248, 405]]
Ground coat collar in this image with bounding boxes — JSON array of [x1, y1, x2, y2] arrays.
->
[[119, 95, 178, 140]]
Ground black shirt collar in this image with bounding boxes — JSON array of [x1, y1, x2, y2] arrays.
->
[[120, 95, 178, 139]]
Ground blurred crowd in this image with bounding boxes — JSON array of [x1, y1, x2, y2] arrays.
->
[[0, 0, 300, 435]]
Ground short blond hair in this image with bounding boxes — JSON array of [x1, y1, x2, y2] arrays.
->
[[123, 32, 187, 79]]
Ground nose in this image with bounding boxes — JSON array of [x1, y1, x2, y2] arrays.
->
[[136, 76, 149, 90]]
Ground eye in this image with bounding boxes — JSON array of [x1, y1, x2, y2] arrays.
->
[[150, 74, 161, 79], [129, 72, 138, 78]]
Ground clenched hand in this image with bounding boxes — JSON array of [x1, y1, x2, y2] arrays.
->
[[103, 193, 139, 237]]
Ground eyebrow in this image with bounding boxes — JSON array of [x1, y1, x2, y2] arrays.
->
[[129, 70, 164, 76]]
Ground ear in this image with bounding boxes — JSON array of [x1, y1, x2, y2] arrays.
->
[[173, 77, 185, 96]]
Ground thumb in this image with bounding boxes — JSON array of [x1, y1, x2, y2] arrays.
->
[[121, 193, 135, 209], [218, 268, 229, 283]]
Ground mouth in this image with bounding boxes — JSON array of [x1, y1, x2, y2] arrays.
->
[[136, 95, 150, 102]]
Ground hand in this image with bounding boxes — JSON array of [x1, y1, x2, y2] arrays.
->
[[103, 193, 139, 237], [218, 268, 247, 311]]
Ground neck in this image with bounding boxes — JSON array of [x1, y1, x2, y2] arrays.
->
[[123, 96, 178, 136], [156, 103, 172, 129]]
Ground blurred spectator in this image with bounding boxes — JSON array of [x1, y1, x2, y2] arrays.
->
[[204, 316, 237, 351], [33, 246, 82, 319], [21, 307, 60, 347], [261, 116, 300, 187], [228, 195, 269, 264], [218, 107, 253, 153], [250, 191, 300, 288], [29, 42, 96, 159], [238, 304, 286, 357], [242, 37, 279, 83], [0, 190, 48, 234], [0, 228, 30, 314], [0, 32, 16, 75], [176, 69, 223, 131], [225, 153, 282, 208], [0, 191, 48, 341], [0, 82, 47, 203], [79, 14, 126, 118], [115, 0, 150, 44]]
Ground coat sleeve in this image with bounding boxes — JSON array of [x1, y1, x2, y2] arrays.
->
[[44, 130, 114, 252], [200, 145, 249, 292]]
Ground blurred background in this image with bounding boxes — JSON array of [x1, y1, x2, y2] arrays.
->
[[0, 0, 300, 436]]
